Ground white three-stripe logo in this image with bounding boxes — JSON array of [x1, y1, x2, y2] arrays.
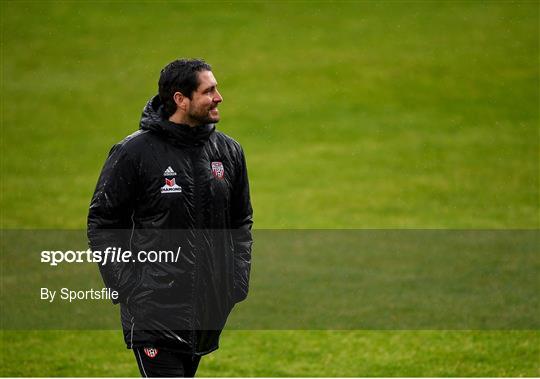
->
[[163, 166, 177, 176]]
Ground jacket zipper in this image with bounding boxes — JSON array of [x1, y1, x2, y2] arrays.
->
[[189, 148, 201, 356]]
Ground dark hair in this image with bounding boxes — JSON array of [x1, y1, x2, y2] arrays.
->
[[158, 58, 212, 117]]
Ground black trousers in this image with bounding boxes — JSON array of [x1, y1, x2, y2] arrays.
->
[[133, 347, 201, 377]]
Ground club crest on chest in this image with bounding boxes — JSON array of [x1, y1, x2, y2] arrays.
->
[[211, 161, 225, 180]]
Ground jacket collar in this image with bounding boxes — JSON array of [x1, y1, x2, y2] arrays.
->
[[157, 119, 215, 147]]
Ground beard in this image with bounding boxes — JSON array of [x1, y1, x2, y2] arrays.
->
[[187, 106, 220, 125]]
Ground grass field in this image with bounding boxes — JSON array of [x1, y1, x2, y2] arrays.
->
[[1, 1, 539, 377]]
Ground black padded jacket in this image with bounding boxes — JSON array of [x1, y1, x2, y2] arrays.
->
[[87, 95, 253, 355]]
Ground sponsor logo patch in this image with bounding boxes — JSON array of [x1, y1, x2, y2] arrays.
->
[[163, 166, 177, 176], [143, 347, 159, 358], [211, 161, 225, 180], [161, 177, 182, 193]]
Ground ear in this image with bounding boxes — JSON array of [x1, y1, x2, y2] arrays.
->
[[173, 91, 188, 112]]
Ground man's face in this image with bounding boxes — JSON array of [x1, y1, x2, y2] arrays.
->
[[185, 70, 223, 126]]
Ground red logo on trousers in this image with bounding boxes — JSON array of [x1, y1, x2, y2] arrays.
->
[[143, 347, 159, 358]]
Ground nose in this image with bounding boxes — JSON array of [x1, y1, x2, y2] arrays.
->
[[213, 90, 223, 103]]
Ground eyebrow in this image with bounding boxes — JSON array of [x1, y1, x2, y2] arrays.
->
[[202, 83, 218, 92]]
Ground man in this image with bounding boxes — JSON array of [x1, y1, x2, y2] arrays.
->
[[87, 59, 253, 377]]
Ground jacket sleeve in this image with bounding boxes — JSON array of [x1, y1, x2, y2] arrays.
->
[[231, 146, 253, 303], [87, 143, 138, 304]]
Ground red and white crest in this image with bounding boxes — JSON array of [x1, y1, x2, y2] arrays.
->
[[211, 161, 225, 179], [165, 178, 175, 187], [143, 347, 159, 358]]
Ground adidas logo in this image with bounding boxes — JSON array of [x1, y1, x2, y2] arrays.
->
[[163, 166, 177, 176]]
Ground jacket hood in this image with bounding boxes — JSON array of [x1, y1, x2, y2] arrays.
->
[[139, 95, 215, 147]]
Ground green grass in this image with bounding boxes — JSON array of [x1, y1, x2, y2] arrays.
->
[[2, 330, 539, 377], [1, 0, 539, 377]]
